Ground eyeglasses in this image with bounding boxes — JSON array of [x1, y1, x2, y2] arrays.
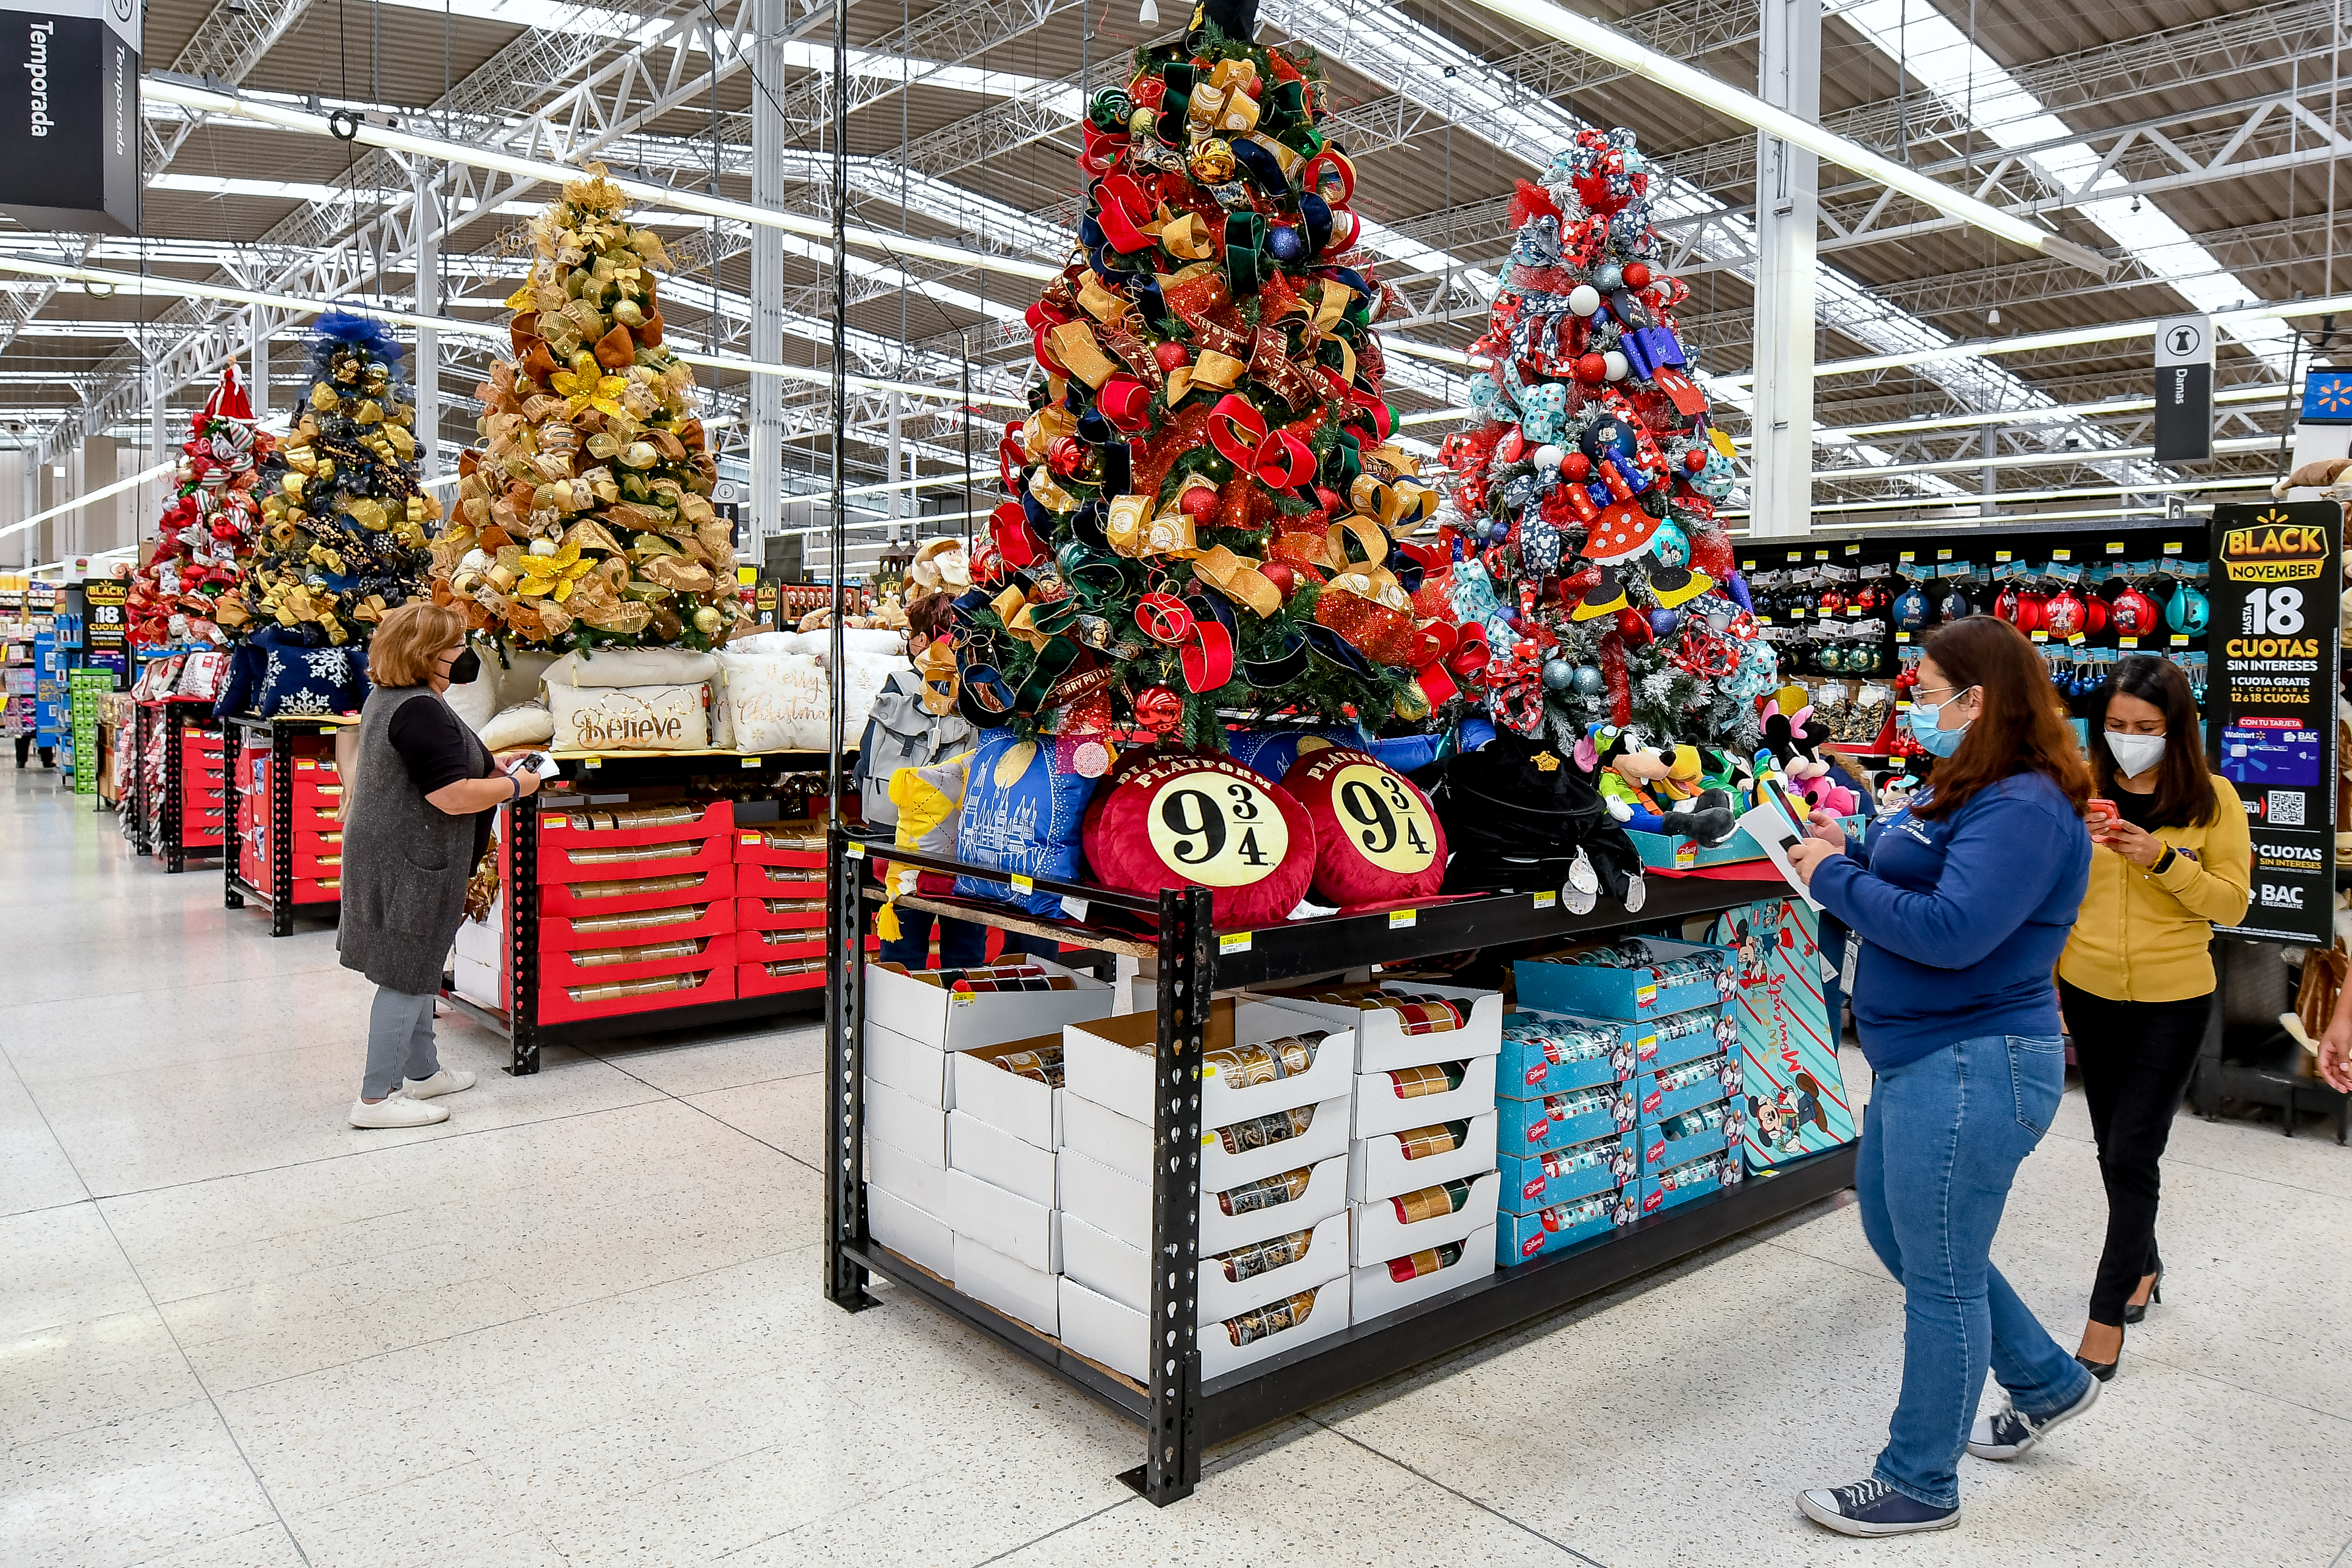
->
[[1912, 682, 1970, 702]]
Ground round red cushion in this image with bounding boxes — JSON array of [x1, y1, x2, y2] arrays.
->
[[1082, 753, 1316, 928], [1280, 747, 1449, 908]]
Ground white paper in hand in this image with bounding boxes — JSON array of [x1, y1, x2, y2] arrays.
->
[[1738, 802, 1826, 913]]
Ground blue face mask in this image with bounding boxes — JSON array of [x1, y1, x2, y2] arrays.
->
[[1906, 689, 1973, 758]]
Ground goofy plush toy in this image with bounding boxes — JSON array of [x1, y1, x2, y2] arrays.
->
[[1577, 723, 1741, 846]]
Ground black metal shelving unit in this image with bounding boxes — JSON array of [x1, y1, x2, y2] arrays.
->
[[222, 714, 350, 935], [134, 700, 222, 873], [822, 836, 1855, 1505], [439, 747, 837, 1076]]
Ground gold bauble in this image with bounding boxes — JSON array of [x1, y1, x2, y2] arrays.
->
[[1188, 139, 1236, 183]]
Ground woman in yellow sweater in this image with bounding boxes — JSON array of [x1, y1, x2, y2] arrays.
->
[[2058, 655, 2250, 1381]]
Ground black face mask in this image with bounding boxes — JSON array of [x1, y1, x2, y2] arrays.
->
[[445, 648, 482, 685]]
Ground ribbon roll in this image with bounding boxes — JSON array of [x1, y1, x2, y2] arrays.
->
[[1045, 321, 1120, 390], [1192, 543, 1283, 618], [1105, 494, 1153, 557], [1099, 376, 1154, 431], [1207, 395, 1317, 490], [1091, 175, 1160, 256]]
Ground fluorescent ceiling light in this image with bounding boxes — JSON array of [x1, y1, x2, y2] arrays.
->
[[1448, 0, 2101, 267], [0, 255, 1019, 410], [145, 77, 1060, 287]]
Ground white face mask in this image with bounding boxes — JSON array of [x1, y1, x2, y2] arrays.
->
[[2105, 731, 2167, 780]]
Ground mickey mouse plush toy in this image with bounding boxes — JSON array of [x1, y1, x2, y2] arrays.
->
[[1760, 697, 1860, 818]]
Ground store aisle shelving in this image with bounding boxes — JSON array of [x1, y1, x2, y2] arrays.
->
[[5, 768, 2352, 1567]]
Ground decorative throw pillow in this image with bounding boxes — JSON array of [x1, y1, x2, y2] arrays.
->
[[1280, 747, 1448, 908], [254, 641, 368, 718], [1081, 752, 1315, 929], [953, 729, 1097, 916]]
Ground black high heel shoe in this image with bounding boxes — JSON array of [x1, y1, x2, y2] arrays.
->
[[2076, 1324, 2123, 1383], [2122, 1269, 2164, 1325]]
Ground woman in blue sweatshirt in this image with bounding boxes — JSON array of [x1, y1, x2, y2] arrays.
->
[[1783, 615, 2098, 1538]]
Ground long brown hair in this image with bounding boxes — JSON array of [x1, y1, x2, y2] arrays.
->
[[2092, 654, 2216, 827], [1912, 615, 2091, 821]]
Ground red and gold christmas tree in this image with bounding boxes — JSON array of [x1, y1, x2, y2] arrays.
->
[[127, 364, 276, 649]]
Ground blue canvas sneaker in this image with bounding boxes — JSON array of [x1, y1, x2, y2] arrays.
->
[[1797, 1478, 1960, 1537], [1968, 1375, 2100, 1461]]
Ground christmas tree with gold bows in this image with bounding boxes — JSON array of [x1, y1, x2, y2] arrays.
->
[[226, 315, 434, 647], [962, 0, 1466, 761], [429, 169, 742, 653]]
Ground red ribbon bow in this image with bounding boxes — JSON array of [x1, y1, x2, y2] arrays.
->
[[1208, 395, 1318, 489]]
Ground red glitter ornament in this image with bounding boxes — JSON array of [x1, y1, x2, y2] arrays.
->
[[1683, 447, 1707, 472], [1561, 451, 1592, 482], [1574, 353, 1608, 384], [1048, 435, 1086, 477], [1179, 484, 1220, 520], [1153, 341, 1190, 373], [1259, 561, 1298, 599], [1623, 262, 1652, 289]]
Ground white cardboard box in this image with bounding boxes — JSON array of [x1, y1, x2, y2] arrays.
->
[[865, 1021, 947, 1108], [1351, 1223, 1496, 1323], [1351, 1056, 1498, 1139], [1059, 1093, 1150, 1183], [867, 1136, 954, 1217], [867, 958, 1112, 1051], [1253, 982, 1504, 1072], [944, 1166, 1059, 1273], [452, 954, 502, 1010], [1062, 1208, 1351, 1325], [1060, 1149, 1350, 1257], [949, 1110, 1057, 1208], [1055, 1271, 1352, 1384], [1064, 999, 1345, 1127], [454, 914, 502, 965], [952, 1233, 1057, 1336], [950, 1035, 1065, 1150], [864, 1078, 948, 1168], [1349, 1112, 1499, 1203], [867, 1186, 954, 1281], [1349, 1170, 1502, 1267]]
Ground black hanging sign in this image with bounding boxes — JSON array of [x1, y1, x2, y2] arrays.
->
[[0, 0, 139, 235], [2209, 501, 2340, 944], [2154, 315, 2213, 463]]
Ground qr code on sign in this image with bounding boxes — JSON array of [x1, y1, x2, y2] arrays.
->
[[2269, 790, 2305, 826]]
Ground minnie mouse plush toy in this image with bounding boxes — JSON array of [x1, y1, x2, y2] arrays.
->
[[1760, 697, 1861, 818]]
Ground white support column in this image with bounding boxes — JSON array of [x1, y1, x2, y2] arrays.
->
[[17, 450, 32, 571], [144, 351, 170, 550], [250, 312, 271, 428], [747, 0, 786, 556], [1750, 0, 1820, 539], [414, 163, 442, 482], [886, 391, 902, 533]]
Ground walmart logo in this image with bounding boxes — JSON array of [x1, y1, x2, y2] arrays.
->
[[2303, 371, 2352, 423]]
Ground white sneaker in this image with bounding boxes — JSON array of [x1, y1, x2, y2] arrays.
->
[[350, 1093, 450, 1128], [402, 1068, 477, 1100]]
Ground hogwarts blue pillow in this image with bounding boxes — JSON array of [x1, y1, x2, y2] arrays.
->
[[952, 728, 1096, 916]]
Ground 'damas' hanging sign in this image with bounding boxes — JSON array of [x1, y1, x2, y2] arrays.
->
[[0, 0, 140, 234]]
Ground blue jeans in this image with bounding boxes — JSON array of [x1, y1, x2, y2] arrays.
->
[[1854, 1032, 2093, 1509], [877, 907, 987, 970]]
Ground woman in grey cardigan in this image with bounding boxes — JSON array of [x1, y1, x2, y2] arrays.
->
[[341, 602, 542, 1128]]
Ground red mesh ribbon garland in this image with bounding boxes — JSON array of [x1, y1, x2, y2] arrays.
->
[[1128, 401, 1214, 505], [1599, 630, 1632, 727], [1314, 586, 1419, 666]]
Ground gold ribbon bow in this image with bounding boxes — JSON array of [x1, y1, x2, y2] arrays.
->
[[1107, 492, 1202, 559], [992, 585, 1053, 650], [1027, 470, 1080, 514], [1045, 320, 1120, 389], [1193, 544, 1282, 618], [1349, 473, 1441, 532], [1160, 211, 1216, 261], [1076, 272, 1130, 322], [914, 637, 961, 717], [1314, 280, 1355, 334]]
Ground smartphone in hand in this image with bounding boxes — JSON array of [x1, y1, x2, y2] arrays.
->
[[2086, 798, 2119, 832]]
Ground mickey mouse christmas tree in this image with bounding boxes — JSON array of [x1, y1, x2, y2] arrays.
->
[[964, 0, 1457, 764], [1441, 129, 1776, 750], [430, 169, 741, 653], [228, 313, 435, 646], [126, 364, 275, 649]]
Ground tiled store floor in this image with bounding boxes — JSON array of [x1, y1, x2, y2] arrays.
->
[[7, 766, 2352, 1568]]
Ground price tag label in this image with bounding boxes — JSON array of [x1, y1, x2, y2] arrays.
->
[[1787, 550, 1804, 562], [2118, 636, 2139, 648], [1219, 930, 1253, 954], [1813, 549, 1829, 561], [2106, 541, 2125, 555], [1894, 631, 1911, 643], [844, 841, 865, 859], [1899, 551, 1916, 563], [740, 832, 761, 846], [1995, 549, 2012, 562], [582, 755, 602, 769], [1757, 614, 1775, 624], [1531, 890, 1557, 910], [1937, 548, 1953, 561], [741, 755, 762, 768], [2163, 541, 2183, 555], [1845, 544, 1861, 556], [2052, 549, 2072, 561], [1894, 701, 1912, 711], [2067, 633, 2087, 646], [1009, 872, 1034, 894], [1740, 559, 1757, 571], [2030, 630, 2049, 642], [2170, 633, 2191, 647], [1387, 908, 1418, 929]]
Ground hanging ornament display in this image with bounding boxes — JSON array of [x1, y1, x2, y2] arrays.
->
[[427, 168, 745, 653], [225, 313, 435, 647], [964, 0, 1458, 748], [126, 364, 275, 649]]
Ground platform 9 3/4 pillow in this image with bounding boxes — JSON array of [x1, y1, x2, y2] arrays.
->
[[1281, 747, 1448, 908], [1082, 754, 1315, 928]]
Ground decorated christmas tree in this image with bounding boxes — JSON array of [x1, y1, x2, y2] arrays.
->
[[963, 0, 1455, 763], [126, 364, 275, 649], [1439, 129, 1776, 750], [430, 169, 740, 653], [223, 314, 435, 646]]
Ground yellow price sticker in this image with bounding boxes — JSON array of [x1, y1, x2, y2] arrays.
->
[[582, 755, 602, 768], [1010, 872, 1034, 894], [1219, 931, 1253, 954], [740, 755, 762, 768], [1531, 890, 1557, 910], [1387, 908, 1418, 930]]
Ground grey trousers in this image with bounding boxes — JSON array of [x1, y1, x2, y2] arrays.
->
[[364, 986, 441, 1099]]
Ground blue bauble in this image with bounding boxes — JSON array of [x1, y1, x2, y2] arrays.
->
[[1650, 518, 1689, 568], [1892, 586, 1928, 630], [1266, 225, 1306, 265], [1592, 262, 1624, 294], [1486, 518, 1513, 544], [1650, 607, 1680, 637], [1581, 416, 1639, 462], [1542, 657, 1577, 693], [1571, 664, 1606, 696], [1940, 588, 1973, 621]]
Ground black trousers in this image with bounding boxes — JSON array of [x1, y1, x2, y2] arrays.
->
[[2057, 979, 2211, 1326]]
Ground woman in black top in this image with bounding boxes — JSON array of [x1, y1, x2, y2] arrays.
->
[[339, 603, 542, 1128]]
